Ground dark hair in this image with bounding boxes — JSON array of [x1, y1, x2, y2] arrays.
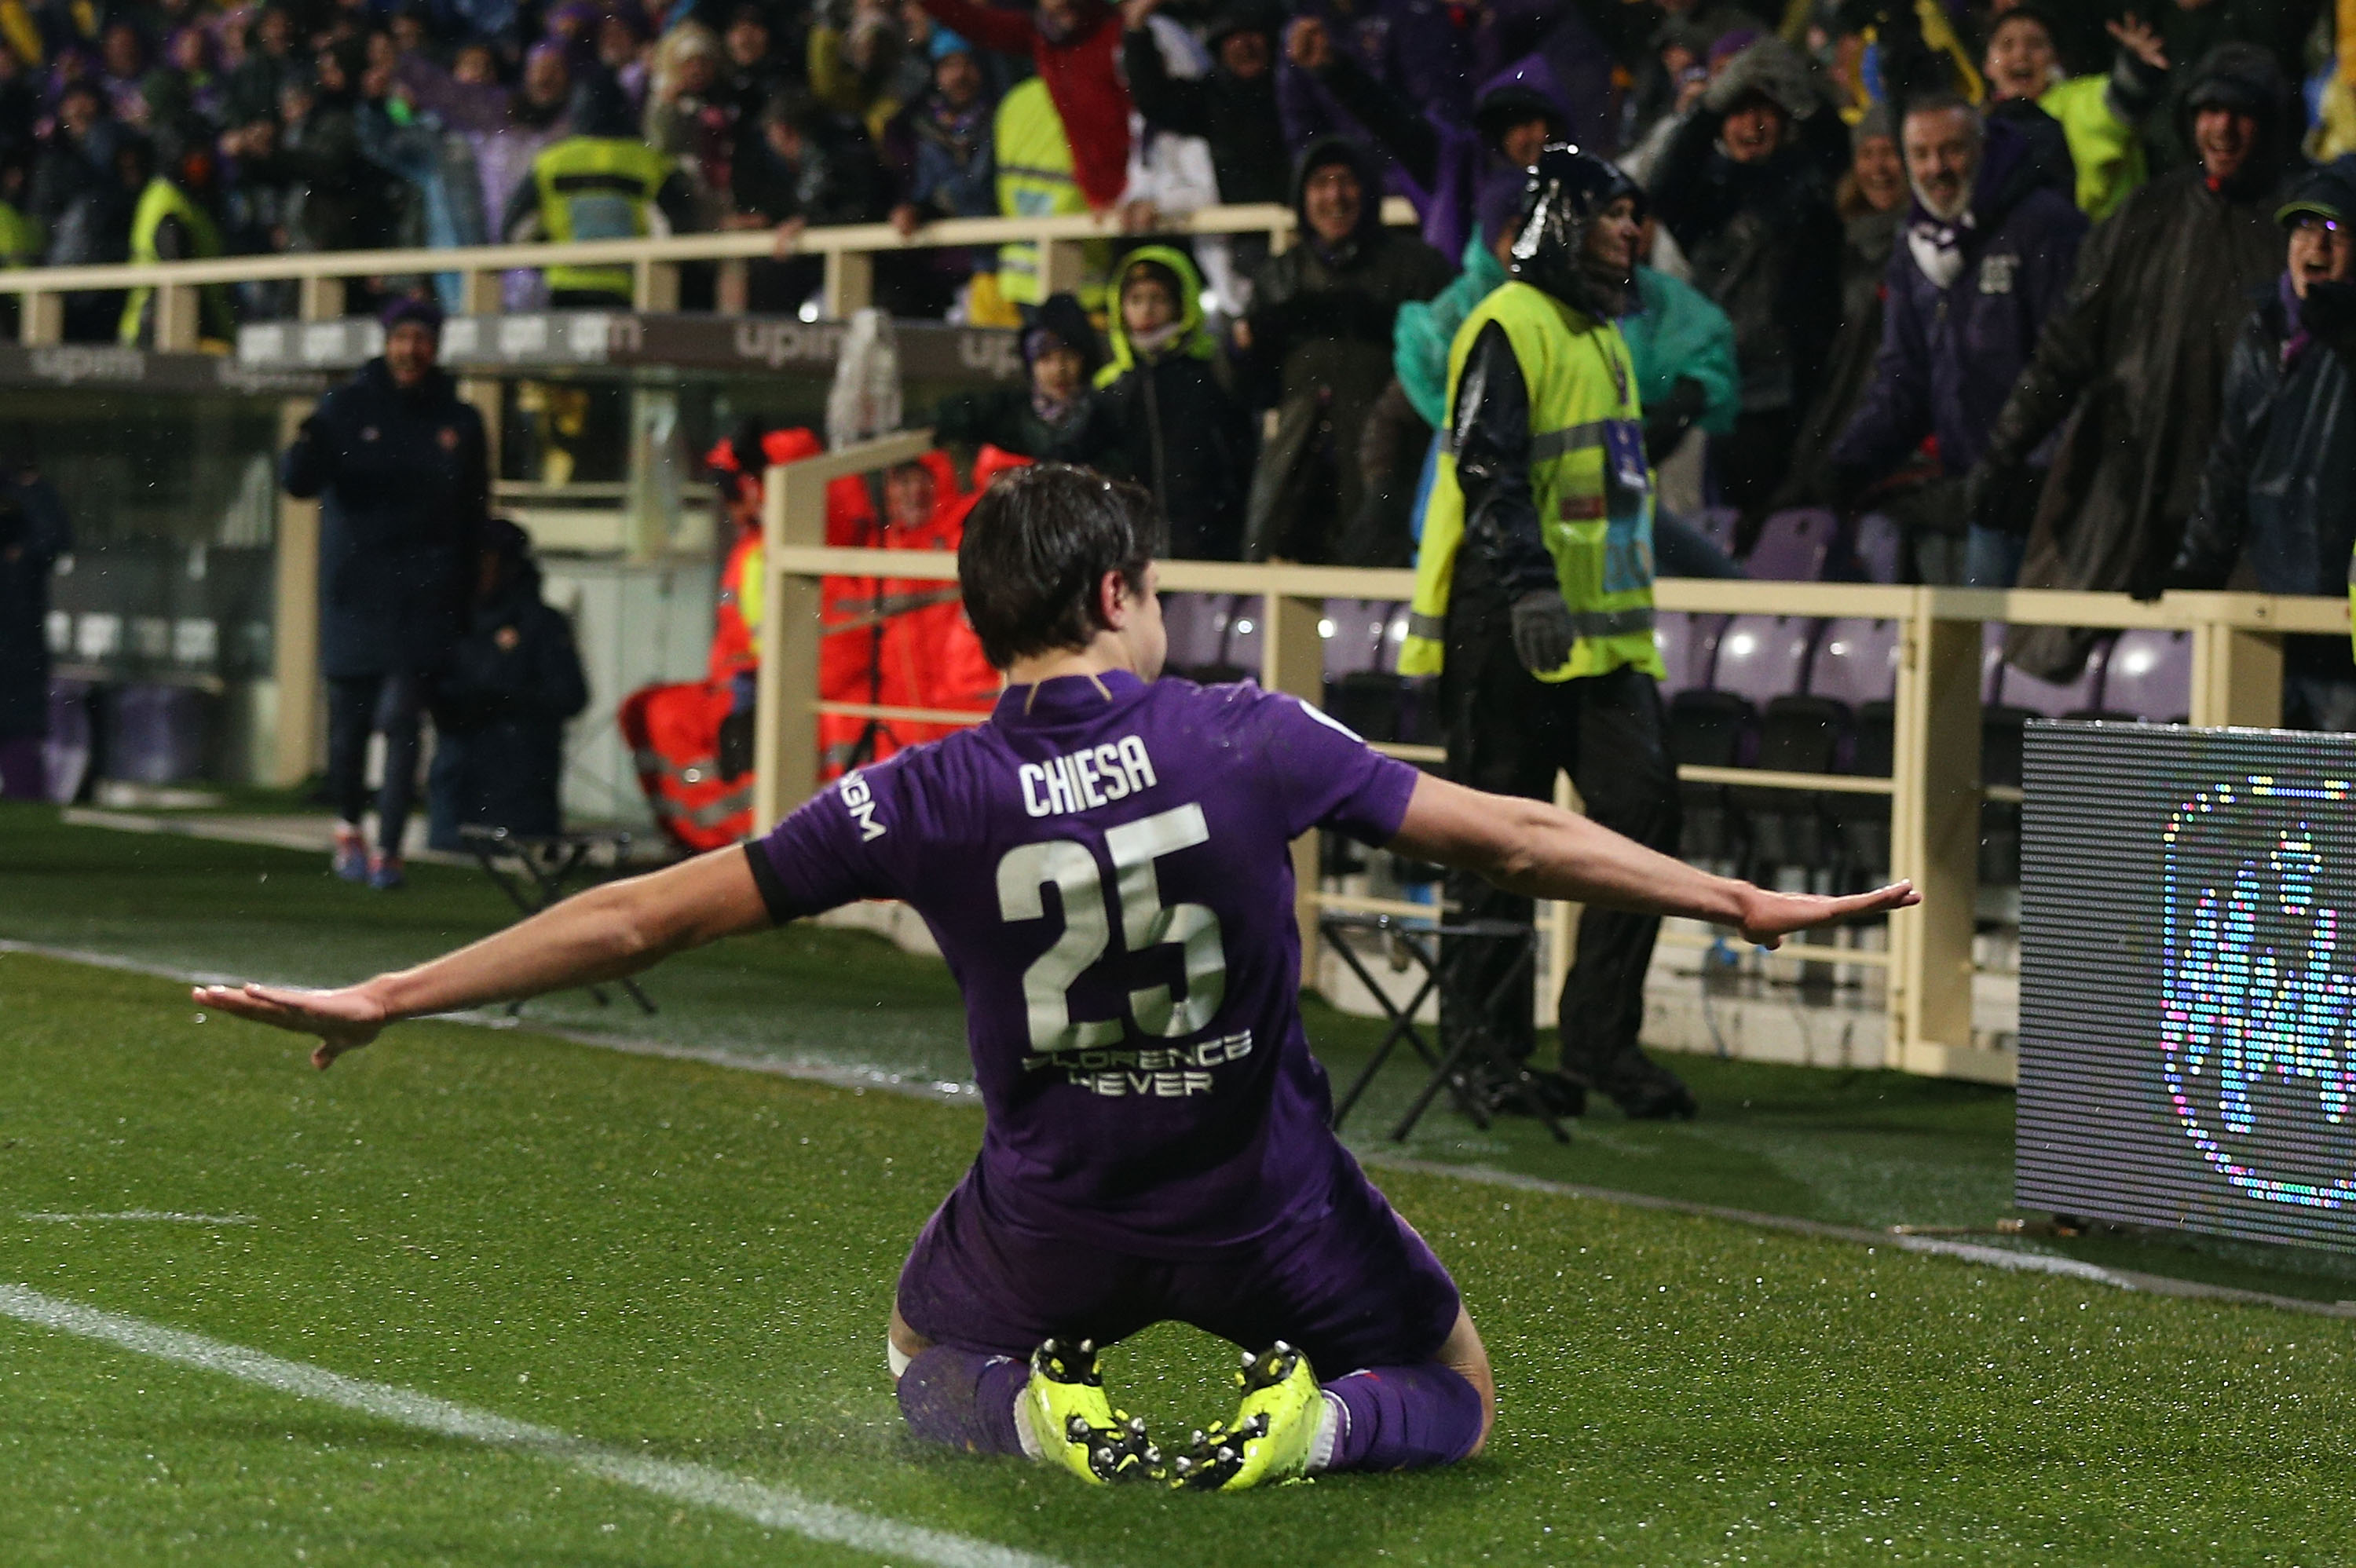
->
[[958, 462, 1155, 670]]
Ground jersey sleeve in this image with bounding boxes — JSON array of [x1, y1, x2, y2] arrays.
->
[[744, 766, 907, 923], [1246, 688, 1422, 844]]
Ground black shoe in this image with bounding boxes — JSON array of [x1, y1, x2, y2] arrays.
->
[[1467, 1062, 1586, 1119], [1590, 1058, 1699, 1121]]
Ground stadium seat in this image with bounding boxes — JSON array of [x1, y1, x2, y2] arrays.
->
[[1979, 704, 2032, 888], [1221, 597, 1263, 677], [1324, 669, 1405, 744], [1380, 603, 1412, 674], [1711, 615, 1819, 708], [1849, 513, 1903, 585], [1808, 620, 1901, 888], [1162, 592, 1226, 672], [1743, 509, 1837, 582], [1666, 685, 1754, 865], [1997, 635, 2110, 717], [1321, 599, 1392, 680], [1694, 506, 1741, 559], [1653, 611, 1728, 696], [1808, 618, 1901, 710], [2096, 629, 2193, 722]]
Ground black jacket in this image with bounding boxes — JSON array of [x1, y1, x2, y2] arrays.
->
[[1242, 135, 1451, 559], [1649, 107, 1848, 418], [2173, 283, 2356, 678], [1122, 27, 1288, 207], [0, 470, 69, 738], [1082, 354, 1254, 561], [283, 358, 490, 679], [426, 559, 590, 850]]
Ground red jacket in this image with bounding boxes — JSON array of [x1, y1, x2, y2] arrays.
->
[[916, 0, 1131, 210]]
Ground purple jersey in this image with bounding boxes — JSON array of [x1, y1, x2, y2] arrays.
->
[[749, 670, 1421, 1259]]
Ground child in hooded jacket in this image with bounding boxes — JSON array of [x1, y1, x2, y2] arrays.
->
[[1082, 247, 1255, 561]]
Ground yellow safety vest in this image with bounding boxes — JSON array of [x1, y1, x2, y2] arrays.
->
[[531, 137, 675, 301], [992, 79, 1106, 309], [1401, 280, 1663, 684], [119, 177, 226, 345]]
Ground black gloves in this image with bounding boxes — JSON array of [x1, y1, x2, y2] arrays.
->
[[1964, 460, 2041, 536], [1642, 376, 1710, 465], [1825, 461, 1875, 516], [1509, 590, 1577, 674]]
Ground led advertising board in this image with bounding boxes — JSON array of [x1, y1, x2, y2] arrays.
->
[[2020, 722, 2356, 1252]]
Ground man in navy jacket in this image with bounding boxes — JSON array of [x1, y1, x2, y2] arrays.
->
[[283, 297, 489, 889], [1831, 100, 2085, 587]]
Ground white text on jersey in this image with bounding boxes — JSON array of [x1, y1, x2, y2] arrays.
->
[[1018, 735, 1158, 818], [840, 769, 885, 842]]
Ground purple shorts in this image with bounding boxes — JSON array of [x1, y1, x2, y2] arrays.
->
[[896, 1159, 1462, 1375]]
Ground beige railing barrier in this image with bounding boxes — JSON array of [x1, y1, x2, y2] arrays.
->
[[758, 445, 2349, 1087], [0, 198, 1419, 349]]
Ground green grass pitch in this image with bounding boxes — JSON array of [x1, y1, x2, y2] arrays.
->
[[3, 806, 2356, 1563]]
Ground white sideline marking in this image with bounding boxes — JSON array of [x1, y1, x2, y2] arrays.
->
[[0, 1283, 1066, 1568], [20, 1211, 256, 1225]]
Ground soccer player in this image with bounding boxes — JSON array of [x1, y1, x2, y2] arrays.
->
[[196, 464, 1916, 1490]]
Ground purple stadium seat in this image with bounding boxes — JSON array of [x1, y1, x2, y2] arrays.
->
[[1809, 619, 1901, 707], [1221, 596, 1263, 674], [1380, 603, 1410, 673], [1997, 634, 2109, 717], [1695, 507, 1740, 557], [1850, 513, 1901, 584], [1162, 592, 1224, 669], [1321, 599, 1392, 680], [2099, 629, 2193, 722], [1655, 612, 1728, 694], [1982, 622, 2007, 701], [1712, 615, 1819, 705], [1743, 509, 1837, 582]]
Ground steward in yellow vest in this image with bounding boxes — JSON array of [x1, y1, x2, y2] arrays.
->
[[502, 81, 695, 305], [1408, 144, 1696, 1124], [119, 154, 233, 346], [990, 77, 1107, 313]]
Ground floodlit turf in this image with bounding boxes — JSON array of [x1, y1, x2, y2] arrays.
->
[[5, 949, 2356, 1565], [9, 802, 2356, 1304]]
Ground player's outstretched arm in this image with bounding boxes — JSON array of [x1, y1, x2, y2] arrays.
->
[[192, 846, 774, 1069], [1388, 773, 1918, 945]]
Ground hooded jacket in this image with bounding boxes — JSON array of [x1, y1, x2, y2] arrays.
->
[[1833, 120, 2086, 483], [1243, 134, 1452, 560], [933, 293, 1106, 459], [283, 357, 491, 680], [1978, 42, 2297, 678], [2171, 277, 2356, 679], [1648, 76, 1849, 418], [426, 549, 590, 850], [1121, 9, 1287, 207], [1302, 46, 1573, 262], [1085, 246, 1253, 561]]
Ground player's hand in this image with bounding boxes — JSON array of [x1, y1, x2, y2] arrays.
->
[[1733, 880, 1918, 948], [192, 981, 390, 1071]]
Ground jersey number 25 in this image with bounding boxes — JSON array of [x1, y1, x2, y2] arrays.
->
[[996, 803, 1227, 1054]]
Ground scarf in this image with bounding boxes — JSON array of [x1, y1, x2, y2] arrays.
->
[[1125, 319, 1183, 360], [2280, 271, 2312, 371], [1905, 205, 1974, 291]]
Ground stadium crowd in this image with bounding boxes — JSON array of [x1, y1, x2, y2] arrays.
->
[[5, 0, 2347, 594]]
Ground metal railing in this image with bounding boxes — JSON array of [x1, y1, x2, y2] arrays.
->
[[0, 198, 1418, 349], [755, 440, 2352, 1088]]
